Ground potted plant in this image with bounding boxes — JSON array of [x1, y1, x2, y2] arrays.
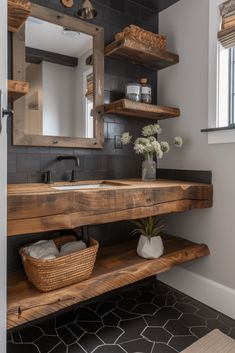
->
[[121, 124, 183, 181], [132, 216, 165, 259]]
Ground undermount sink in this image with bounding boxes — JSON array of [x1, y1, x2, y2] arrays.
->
[[52, 183, 117, 191]]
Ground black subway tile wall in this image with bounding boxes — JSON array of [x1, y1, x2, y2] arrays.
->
[[8, 0, 159, 184]]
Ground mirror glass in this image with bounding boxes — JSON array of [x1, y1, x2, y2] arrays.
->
[[24, 17, 94, 139]]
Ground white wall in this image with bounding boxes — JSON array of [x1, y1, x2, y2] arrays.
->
[[158, 0, 235, 318], [74, 49, 93, 138], [42, 61, 75, 137]]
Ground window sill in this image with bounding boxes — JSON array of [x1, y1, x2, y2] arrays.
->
[[201, 125, 235, 144]]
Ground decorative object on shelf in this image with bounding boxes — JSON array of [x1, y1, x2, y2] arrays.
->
[[218, 0, 235, 48], [115, 25, 167, 50], [20, 235, 99, 292], [60, 0, 74, 8], [140, 77, 152, 104], [121, 124, 183, 181], [8, 0, 31, 33], [125, 82, 142, 102], [78, 0, 97, 20], [131, 216, 165, 259]]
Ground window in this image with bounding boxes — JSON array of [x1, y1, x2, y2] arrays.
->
[[206, 0, 235, 143], [228, 47, 235, 125]]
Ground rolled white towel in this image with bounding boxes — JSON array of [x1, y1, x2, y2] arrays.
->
[[24, 240, 59, 259], [59, 241, 87, 256]]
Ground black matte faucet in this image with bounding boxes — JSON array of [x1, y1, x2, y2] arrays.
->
[[57, 155, 80, 167]]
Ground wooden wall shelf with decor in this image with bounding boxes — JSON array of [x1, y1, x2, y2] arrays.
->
[[105, 39, 179, 70], [99, 99, 180, 120], [8, 80, 29, 102], [7, 234, 209, 329], [8, 0, 31, 33]]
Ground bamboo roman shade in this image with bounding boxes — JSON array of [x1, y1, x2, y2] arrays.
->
[[218, 0, 235, 48]]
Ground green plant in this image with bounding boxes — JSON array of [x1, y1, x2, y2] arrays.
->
[[131, 216, 165, 239]]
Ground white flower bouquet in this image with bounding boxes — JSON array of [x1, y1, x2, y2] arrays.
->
[[121, 123, 183, 158], [121, 123, 183, 180]]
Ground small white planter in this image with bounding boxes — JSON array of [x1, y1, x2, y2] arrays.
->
[[137, 235, 164, 259]]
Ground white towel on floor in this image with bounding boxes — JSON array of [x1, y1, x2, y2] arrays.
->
[[59, 241, 87, 256], [24, 240, 59, 260]]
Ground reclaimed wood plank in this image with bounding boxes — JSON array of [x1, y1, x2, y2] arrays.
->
[[7, 179, 213, 236], [7, 235, 210, 329], [100, 99, 180, 120]]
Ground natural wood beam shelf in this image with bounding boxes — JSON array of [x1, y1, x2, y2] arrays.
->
[[105, 39, 179, 70], [7, 234, 209, 330], [8, 0, 31, 33], [8, 80, 29, 102], [7, 180, 212, 236], [99, 99, 180, 120]]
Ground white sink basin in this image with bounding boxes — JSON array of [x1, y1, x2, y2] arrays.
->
[[52, 183, 115, 191]]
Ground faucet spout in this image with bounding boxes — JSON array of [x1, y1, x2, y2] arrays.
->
[[57, 155, 80, 167]]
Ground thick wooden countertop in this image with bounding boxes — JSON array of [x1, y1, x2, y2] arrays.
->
[[8, 179, 213, 236]]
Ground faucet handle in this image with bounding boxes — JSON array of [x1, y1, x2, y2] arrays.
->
[[71, 170, 77, 182], [39, 170, 53, 184]]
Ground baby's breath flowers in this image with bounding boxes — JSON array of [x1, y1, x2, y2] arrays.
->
[[174, 136, 183, 148], [121, 124, 183, 160], [121, 132, 132, 145]]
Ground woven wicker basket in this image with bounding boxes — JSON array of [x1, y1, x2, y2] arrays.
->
[[115, 25, 167, 50], [20, 236, 99, 292]]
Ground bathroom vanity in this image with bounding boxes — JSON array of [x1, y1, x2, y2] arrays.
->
[[7, 179, 212, 329]]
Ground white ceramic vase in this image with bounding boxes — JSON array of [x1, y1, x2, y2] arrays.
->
[[137, 235, 164, 259]]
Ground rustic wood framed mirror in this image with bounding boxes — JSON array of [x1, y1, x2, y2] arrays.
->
[[12, 3, 104, 149]]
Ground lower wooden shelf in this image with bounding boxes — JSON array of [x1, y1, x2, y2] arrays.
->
[[8, 80, 29, 102], [8, 235, 209, 330]]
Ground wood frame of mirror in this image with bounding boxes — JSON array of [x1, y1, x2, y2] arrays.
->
[[12, 3, 104, 149]]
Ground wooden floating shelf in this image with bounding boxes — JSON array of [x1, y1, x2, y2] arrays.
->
[[7, 235, 209, 329], [100, 99, 180, 120], [105, 38, 179, 70], [8, 80, 29, 102], [8, 0, 31, 33]]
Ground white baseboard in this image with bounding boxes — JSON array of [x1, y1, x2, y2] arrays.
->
[[158, 267, 235, 320]]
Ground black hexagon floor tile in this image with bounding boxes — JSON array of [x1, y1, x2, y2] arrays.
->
[[175, 302, 197, 314], [102, 312, 120, 327], [145, 307, 181, 326], [132, 303, 158, 315], [93, 345, 126, 353], [207, 318, 230, 334], [7, 279, 235, 353], [190, 326, 211, 338], [19, 326, 43, 343], [118, 299, 137, 311], [178, 313, 206, 327], [165, 319, 191, 336], [97, 326, 123, 344], [169, 335, 197, 351], [142, 327, 172, 343], [121, 338, 153, 353], [8, 343, 40, 353], [117, 317, 147, 344]]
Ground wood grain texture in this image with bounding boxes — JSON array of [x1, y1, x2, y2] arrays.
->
[[7, 234, 210, 329], [8, 179, 213, 236], [8, 79, 29, 102], [105, 38, 179, 70], [100, 99, 180, 120], [8, 0, 31, 33]]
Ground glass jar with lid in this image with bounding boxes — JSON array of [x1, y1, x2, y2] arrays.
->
[[125, 83, 141, 102], [140, 78, 152, 104]]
